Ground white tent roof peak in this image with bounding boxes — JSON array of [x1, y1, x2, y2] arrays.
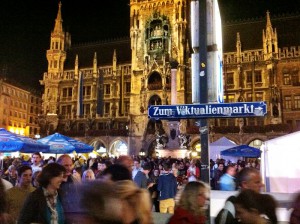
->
[[210, 137, 236, 146], [209, 137, 238, 161]]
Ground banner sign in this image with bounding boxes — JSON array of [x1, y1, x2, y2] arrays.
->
[[148, 101, 267, 120]]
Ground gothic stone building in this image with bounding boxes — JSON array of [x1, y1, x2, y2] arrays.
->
[[40, 1, 300, 157]]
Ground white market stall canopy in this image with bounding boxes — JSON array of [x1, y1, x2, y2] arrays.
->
[[260, 131, 300, 193]]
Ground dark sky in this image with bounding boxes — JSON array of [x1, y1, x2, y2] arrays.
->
[[0, 0, 299, 91]]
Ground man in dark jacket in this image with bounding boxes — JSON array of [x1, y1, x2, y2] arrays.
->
[[157, 163, 177, 214], [215, 167, 265, 224], [57, 155, 80, 223], [133, 162, 152, 189]]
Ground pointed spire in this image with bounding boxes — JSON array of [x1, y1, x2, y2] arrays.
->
[[236, 32, 242, 63], [54, 2, 63, 33], [75, 54, 79, 77], [113, 49, 117, 62], [237, 32, 240, 43], [113, 49, 117, 66], [186, 41, 190, 55], [266, 11, 272, 28], [93, 52, 98, 76]]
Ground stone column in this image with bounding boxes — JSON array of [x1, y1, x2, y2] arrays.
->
[[170, 59, 179, 105]]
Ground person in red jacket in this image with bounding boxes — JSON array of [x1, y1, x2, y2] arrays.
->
[[168, 181, 209, 224]]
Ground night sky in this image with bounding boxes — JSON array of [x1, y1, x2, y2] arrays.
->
[[0, 0, 299, 91]]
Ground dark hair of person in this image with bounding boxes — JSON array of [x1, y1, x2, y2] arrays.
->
[[162, 162, 171, 171], [31, 152, 41, 158], [142, 162, 151, 171], [235, 189, 261, 211], [236, 167, 259, 187], [235, 189, 277, 224], [102, 164, 132, 181], [17, 165, 32, 177], [105, 160, 113, 167], [261, 194, 278, 224], [37, 163, 66, 188]]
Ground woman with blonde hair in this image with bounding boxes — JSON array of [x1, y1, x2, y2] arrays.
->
[[169, 181, 209, 224], [79, 180, 153, 224], [81, 169, 95, 182], [114, 180, 153, 224]]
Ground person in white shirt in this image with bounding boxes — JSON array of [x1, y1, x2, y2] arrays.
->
[[132, 159, 142, 180]]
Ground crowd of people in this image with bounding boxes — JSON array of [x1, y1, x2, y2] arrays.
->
[[0, 153, 299, 224]]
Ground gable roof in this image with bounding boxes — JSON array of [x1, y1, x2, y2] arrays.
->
[[64, 38, 131, 70]]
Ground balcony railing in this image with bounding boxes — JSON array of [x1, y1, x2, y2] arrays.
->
[[61, 129, 129, 137], [148, 82, 162, 90]]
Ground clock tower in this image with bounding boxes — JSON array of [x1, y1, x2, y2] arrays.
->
[[129, 0, 191, 153]]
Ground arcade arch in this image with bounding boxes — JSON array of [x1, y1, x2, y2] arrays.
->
[[109, 139, 128, 157]]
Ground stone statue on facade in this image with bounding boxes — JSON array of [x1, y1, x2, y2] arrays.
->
[[155, 130, 164, 149], [239, 118, 244, 135], [178, 133, 188, 149]]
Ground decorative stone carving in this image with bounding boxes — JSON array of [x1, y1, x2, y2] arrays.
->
[[178, 133, 188, 148]]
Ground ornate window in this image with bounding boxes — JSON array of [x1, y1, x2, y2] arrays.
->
[[104, 102, 110, 114], [294, 95, 300, 109], [105, 84, 111, 95], [292, 72, 299, 86], [125, 82, 131, 93], [148, 72, 162, 90], [62, 87, 72, 98], [285, 96, 292, 109], [148, 95, 162, 106], [283, 73, 291, 85], [255, 71, 262, 83], [226, 72, 234, 85]]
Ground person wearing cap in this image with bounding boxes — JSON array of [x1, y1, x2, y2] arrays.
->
[[133, 162, 154, 189]]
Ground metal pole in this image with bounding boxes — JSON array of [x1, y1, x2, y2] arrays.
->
[[199, 0, 209, 184]]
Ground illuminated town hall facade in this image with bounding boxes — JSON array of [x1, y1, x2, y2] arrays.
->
[[40, 1, 300, 157]]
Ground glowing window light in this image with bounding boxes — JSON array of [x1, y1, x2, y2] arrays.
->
[[195, 143, 201, 152], [117, 143, 127, 152], [97, 147, 106, 153], [191, 151, 198, 157]]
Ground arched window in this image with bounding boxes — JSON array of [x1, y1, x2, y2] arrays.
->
[[148, 72, 162, 90], [148, 94, 162, 106]]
